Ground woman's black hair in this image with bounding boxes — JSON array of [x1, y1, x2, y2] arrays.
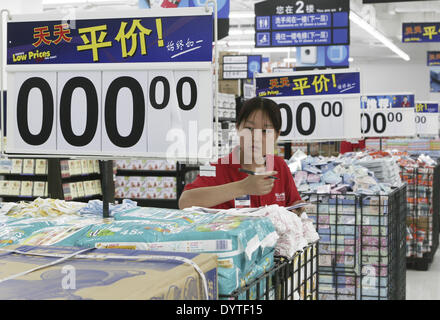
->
[[236, 97, 281, 132]]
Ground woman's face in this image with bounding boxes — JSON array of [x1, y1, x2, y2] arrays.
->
[[236, 110, 279, 165]]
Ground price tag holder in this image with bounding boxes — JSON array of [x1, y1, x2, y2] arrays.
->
[[415, 102, 439, 136], [6, 8, 214, 161], [360, 94, 416, 138], [255, 69, 361, 141]]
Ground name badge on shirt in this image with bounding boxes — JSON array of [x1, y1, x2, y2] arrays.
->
[[234, 195, 251, 208]]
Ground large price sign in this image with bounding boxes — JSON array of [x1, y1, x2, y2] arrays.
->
[[360, 94, 416, 137], [6, 8, 214, 160], [415, 102, 439, 136], [255, 70, 361, 141]]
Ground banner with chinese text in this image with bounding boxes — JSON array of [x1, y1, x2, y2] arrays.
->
[[402, 23, 440, 43], [254, 0, 349, 47], [7, 14, 212, 64]]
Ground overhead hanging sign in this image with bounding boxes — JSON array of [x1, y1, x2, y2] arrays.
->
[[255, 69, 361, 141], [428, 51, 440, 66], [254, 0, 350, 48], [295, 45, 349, 69], [360, 94, 416, 138], [6, 8, 214, 160], [402, 23, 440, 43], [415, 102, 439, 136], [222, 55, 262, 80]]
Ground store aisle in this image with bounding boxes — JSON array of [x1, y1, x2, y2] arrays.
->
[[406, 250, 440, 300]]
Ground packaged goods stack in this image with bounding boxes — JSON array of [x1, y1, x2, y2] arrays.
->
[[288, 150, 407, 300], [0, 199, 319, 300], [398, 155, 440, 270]]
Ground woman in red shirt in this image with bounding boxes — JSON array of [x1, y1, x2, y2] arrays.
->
[[179, 97, 304, 213]]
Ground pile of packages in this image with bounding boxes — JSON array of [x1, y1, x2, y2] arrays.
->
[[396, 152, 438, 258], [0, 198, 319, 298], [288, 150, 402, 196]]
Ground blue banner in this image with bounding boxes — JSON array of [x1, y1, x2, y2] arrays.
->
[[428, 51, 440, 66], [416, 103, 439, 113], [255, 0, 349, 47], [256, 71, 360, 97], [360, 94, 415, 109], [7, 14, 213, 64], [402, 23, 440, 43]]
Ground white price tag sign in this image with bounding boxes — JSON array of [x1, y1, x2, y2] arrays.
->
[[360, 94, 416, 138], [6, 8, 214, 160], [415, 102, 439, 136], [256, 70, 361, 141]]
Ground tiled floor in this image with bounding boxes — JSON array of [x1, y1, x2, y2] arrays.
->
[[406, 250, 440, 300]]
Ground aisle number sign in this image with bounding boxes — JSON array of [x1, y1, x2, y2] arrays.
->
[[415, 102, 439, 136], [6, 8, 214, 160], [360, 94, 416, 137], [255, 70, 361, 141]]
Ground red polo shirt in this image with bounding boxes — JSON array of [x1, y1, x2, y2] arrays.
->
[[183, 149, 301, 209]]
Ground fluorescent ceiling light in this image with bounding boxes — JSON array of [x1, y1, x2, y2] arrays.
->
[[218, 40, 256, 46], [283, 58, 297, 63], [229, 29, 255, 36], [226, 47, 296, 54], [349, 57, 354, 62], [349, 10, 410, 61], [229, 12, 255, 19]]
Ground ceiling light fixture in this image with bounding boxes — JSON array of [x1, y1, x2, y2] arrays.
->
[[349, 10, 410, 61]]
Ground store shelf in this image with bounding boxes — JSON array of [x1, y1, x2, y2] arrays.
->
[[116, 170, 177, 177], [60, 173, 102, 182]]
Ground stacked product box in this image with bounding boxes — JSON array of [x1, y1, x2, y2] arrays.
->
[[302, 187, 407, 300], [115, 176, 177, 200], [400, 163, 439, 268]]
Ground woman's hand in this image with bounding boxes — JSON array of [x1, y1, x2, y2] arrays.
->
[[290, 200, 306, 216], [239, 171, 278, 196]]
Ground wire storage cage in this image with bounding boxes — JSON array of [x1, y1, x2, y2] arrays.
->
[[301, 185, 407, 300], [219, 241, 319, 300], [401, 164, 440, 270]]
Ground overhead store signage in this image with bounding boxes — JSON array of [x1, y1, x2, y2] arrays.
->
[[222, 55, 262, 80], [360, 94, 416, 138], [296, 45, 349, 69], [6, 8, 214, 160], [415, 102, 439, 136], [254, 0, 349, 47], [255, 70, 361, 141], [7, 13, 212, 64], [428, 51, 440, 66], [402, 23, 440, 43]]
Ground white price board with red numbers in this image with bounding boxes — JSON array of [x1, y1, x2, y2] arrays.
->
[[360, 94, 416, 138], [255, 69, 362, 142], [5, 8, 214, 160]]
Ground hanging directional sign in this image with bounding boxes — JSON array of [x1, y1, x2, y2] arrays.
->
[[403, 23, 440, 43], [415, 102, 439, 136], [222, 55, 262, 80], [360, 94, 416, 138], [254, 0, 349, 47], [255, 69, 361, 141], [6, 8, 214, 160]]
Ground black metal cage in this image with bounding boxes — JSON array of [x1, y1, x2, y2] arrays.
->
[[401, 164, 440, 270], [219, 241, 319, 300], [301, 185, 407, 300]]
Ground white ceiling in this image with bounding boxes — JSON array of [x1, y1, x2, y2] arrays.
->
[[225, 0, 440, 64]]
